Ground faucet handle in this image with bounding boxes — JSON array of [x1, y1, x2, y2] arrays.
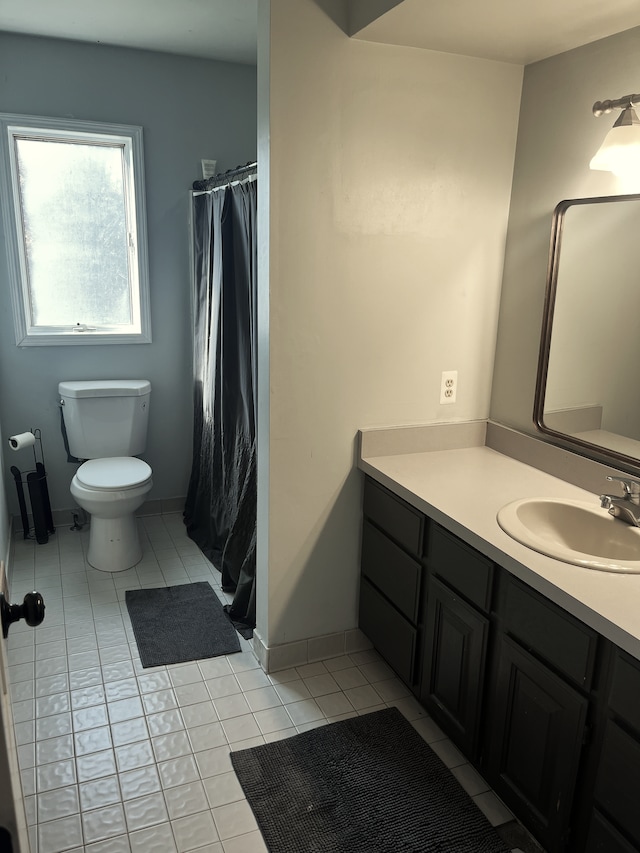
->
[[606, 476, 640, 499]]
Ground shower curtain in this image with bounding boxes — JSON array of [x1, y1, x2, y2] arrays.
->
[[184, 177, 257, 630]]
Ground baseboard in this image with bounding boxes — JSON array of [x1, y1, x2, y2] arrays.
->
[[252, 628, 373, 673], [138, 497, 186, 517], [12, 496, 187, 534]]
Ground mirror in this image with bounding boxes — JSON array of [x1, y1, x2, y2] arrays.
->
[[534, 193, 640, 470]]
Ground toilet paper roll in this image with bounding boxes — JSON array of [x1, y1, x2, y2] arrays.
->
[[8, 432, 36, 451]]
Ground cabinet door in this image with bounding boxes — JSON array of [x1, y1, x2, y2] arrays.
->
[[585, 810, 640, 853], [485, 635, 587, 853], [591, 719, 640, 848], [420, 576, 488, 757]]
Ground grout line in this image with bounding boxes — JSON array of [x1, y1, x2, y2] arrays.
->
[[8, 513, 519, 853]]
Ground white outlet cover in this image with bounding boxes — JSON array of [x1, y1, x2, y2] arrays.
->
[[440, 370, 457, 404]]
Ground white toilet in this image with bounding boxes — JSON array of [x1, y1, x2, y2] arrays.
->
[[59, 380, 153, 572]]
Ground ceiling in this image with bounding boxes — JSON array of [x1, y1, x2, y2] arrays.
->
[[352, 0, 640, 65], [1, 0, 639, 67], [0, 0, 260, 65]]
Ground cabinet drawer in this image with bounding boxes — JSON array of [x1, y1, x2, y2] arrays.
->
[[361, 520, 422, 623], [359, 578, 417, 686], [363, 478, 424, 556], [504, 577, 597, 691], [609, 649, 640, 736], [594, 719, 640, 846], [428, 524, 493, 612], [585, 810, 640, 853]]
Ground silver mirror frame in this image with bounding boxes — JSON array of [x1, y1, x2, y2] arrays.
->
[[534, 193, 640, 473]]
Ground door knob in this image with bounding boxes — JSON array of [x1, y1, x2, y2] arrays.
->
[[1, 591, 45, 638]]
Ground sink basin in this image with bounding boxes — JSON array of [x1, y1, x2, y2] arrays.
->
[[497, 497, 640, 572]]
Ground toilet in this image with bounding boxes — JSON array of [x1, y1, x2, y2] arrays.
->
[[59, 380, 153, 572]]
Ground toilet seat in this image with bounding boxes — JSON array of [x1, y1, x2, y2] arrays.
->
[[76, 457, 152, 491]]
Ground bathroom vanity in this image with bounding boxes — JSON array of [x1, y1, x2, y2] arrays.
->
[[358, 439, 640, 853]]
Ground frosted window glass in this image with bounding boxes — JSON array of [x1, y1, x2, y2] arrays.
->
[[15, 138, 131, 327], [0, 114, 150, 345]]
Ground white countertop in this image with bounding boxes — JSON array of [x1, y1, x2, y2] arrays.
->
[[359, 445, 640, 661]]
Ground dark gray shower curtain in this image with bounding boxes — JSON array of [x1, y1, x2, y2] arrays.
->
[[184, 178, 257, 630]]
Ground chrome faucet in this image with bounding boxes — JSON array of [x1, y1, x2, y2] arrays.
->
[[600, 476, 640, 526]]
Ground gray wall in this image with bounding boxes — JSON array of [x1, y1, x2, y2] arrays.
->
[[0, 419, 8, 569], [0, 32, 257, 515], [490, 26, 640, 438]]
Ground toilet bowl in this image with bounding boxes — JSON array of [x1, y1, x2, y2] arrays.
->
[[70, 457, 153, 572]]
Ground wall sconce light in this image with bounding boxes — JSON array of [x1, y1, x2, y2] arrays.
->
[[590, 93, 640, 176]]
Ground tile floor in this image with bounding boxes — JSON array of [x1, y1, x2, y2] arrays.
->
[[6, 513, 529, 853]]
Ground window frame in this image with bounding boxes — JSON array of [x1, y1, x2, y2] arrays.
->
[[0, 113, 152, 346]]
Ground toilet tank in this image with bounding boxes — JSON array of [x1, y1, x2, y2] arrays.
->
[[59, 380, 151, 459]]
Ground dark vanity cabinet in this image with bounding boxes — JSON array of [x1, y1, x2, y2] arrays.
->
[[359, 478, 425, 689], [484, 578, 596, 853], [419, 525, 492, 759], [358, 474, 640, 853], [581, 649, 640, 853]]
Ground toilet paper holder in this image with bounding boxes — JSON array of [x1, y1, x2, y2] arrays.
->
[[8, 428, 55, 545]]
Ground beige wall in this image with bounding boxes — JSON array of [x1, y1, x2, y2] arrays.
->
[[491, 26, 640, 436], [259, 0, 522, 647]]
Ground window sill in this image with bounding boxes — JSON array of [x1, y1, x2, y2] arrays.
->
[[17, 331, 152, 347]]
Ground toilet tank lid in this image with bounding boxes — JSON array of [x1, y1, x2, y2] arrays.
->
[[59, 380, 151, 398]]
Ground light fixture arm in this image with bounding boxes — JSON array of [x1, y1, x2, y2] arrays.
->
[[590, 92, 640, 176], [593, 94, 640, 117]]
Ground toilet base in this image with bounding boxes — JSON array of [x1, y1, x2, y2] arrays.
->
[[87, 513, 142, 572]]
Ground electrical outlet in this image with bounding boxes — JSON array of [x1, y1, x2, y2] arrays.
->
[[440, 370, 457, 404]]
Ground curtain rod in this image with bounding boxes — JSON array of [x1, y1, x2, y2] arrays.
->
[[192, 161, 257, 192]]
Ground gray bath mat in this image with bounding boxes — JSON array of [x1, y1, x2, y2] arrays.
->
[[231, 707, 511, 853], [125, 581, 240, 667]]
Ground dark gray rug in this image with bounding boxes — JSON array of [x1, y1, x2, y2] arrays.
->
[[125, 582, 241, 668], [231, 707, 511, 853]]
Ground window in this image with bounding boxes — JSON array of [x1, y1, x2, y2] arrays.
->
[[0, 114, 151, 345]]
